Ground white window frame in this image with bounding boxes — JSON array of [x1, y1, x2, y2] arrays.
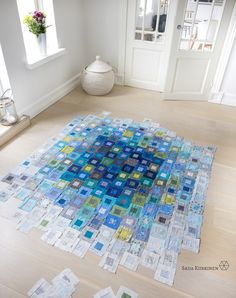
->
[[16, 0, 65, 68], [0, 44, 11, 96]]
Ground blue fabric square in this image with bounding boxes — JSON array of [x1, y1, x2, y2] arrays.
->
[[95, 242, 103, 251], [67, 164, 81, 174], [84, 230, 93, 239], [122, 164, 134, 174], [106, 187, 122, 198], [106, 152, 116, 159], [104, 214, 122, 230], [125, 179, 139, 189], [77, 171, 89, 180], [104, 172, 117, 181], [77, 186, 93, 199], [60, 172, 76, 182], [45, 187, 62, 200]]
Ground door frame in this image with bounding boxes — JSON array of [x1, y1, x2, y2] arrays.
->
[[119, 0, 178, 90], [210, 1, 236, 104]]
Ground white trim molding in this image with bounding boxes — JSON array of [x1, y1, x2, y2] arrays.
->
[[19, 73, 81, 118], [210, 2, 236, 99], [221, 92, 236, 107], [209, 91, 224, 104]]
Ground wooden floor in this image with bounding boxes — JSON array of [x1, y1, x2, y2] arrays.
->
[[0, 86, 236, 298]]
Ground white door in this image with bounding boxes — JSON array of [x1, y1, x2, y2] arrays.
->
[[164, 0, 234, 100], [124, 0, 177, 91]]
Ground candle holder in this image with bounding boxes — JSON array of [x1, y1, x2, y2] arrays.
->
[[0, 89, 18, 126]]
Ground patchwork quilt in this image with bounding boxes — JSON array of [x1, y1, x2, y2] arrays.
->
[[0, 114, 215, 286]]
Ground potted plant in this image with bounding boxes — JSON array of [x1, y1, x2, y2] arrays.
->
[[23, 11, 50, 56]]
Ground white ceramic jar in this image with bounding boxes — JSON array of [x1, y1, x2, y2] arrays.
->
[[81, 56, 115, 96]]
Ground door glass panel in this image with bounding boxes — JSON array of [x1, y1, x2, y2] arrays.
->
[[135, 0, 144, 35], [180, 0, 225, 51], [135, 0, 169, 42]]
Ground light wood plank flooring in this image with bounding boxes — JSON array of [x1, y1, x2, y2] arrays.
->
[[0, 86, 236, 298]]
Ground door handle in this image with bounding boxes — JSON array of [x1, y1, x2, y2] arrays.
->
[[177, 25, 183, 30]]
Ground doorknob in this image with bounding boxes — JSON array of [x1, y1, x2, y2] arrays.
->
[[177, 24, 183, 30]]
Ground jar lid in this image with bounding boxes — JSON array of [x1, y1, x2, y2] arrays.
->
[[86, 56, 112, 73]]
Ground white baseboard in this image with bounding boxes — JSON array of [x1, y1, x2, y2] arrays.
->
[[19, 73, 81, 118], [221, 92, 236, 107], [209, 92, 224, 104]]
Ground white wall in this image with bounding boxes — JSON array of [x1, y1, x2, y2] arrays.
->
[[0, 0, 86, 117], [220, 37, 236, 106], [82, 0, 122, 69]]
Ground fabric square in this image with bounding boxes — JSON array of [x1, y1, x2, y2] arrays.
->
[[88, 216, 104, 229], [106, 152, 117, 159], [131, 172, 142, 180], [71, 218, 85, 230], [121, 188, 134, 198], [118, 172, 129, 181], [104, 214, 122, 230], [19, 198, 37, 212], [45, 187, 62, 200], [84, 196, 101, 209], [77, 186, 93, 199], [38, 166, 54, 176], [101, 157, 113, 167], [69, 197, 83, 208], [88, 157, 100, 166], [98, 180, 110, 189], [113, 180, 125, 189], [115, 197, 132, 209], [60, 205, 77, 220], [60, 172, 76, 182], [83, 164, 94, 173], [96, 165, 107, 173], [106, 187, 122, 198], [53, 179, 69, 190], [55, 195, 70, 208], [128, 204, 142, 218], [132, 194, 147, 207], [110, 205, 127, 217], [122, 164, 134, 174], [104, 172, 117, 181], [67, 164, 81, 174], [61, 158, 73, 166], [125, 179, 139, 189], [77, 172, 89, 181], [144, 171, 157, 180], [102, 195, 116, 206], [69, 179, 83, 189]]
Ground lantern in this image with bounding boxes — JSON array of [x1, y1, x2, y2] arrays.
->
[[0, 89, 18, 126]]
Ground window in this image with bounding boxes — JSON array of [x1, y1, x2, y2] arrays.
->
[[135, 0, 169, 42], [179, 0, 225, 51], [16, 0, 60, 64], [0, 44, 11, 95]]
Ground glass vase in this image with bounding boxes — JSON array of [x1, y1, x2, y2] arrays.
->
[[37, 33, 47, 56]]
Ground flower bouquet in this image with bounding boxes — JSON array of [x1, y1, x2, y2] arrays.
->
[[23, 11, 50, 37]]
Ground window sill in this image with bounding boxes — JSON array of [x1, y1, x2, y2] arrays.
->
[[26, 48, 66, 70]]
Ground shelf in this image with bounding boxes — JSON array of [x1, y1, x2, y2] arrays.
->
[[0, 115, 31, 147]]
